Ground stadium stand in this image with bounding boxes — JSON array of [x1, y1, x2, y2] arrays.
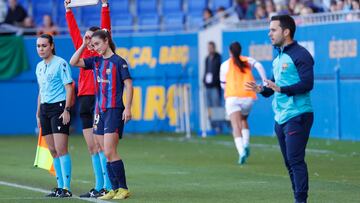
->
[[211, 0, 233, 10], [81, 4, 102, 27], [32, 0, 55, 26], [136, 0, 158, 15], [137, 13, 160, 32], [9, 0, 360, 34], [161, 0, 183, 14], [162, 13, 184, 31], [187, 0, 208, 13], [112, 14, 134, 34]]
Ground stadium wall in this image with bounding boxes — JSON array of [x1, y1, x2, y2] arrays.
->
[[222, 22, 360, 141], [0, 22, 359, 141], [0, 33, 200, 135]]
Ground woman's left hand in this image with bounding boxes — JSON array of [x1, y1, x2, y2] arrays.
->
[[59, 110, 70, 125], [122, 108, 132, 123]]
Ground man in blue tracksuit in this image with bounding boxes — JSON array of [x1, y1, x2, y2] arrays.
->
[[246, 15, 314, 203]]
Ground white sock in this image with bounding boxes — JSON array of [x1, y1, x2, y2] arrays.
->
[[242, 128, 250, 147], [234, 137, 244, 155]]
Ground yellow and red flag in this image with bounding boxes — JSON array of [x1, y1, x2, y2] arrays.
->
[[33, 128, 55, 175]]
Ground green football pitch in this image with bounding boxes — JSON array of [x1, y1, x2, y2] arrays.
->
[[0, 134, 359, 203]]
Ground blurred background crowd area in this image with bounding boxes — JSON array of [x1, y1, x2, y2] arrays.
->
[[0, 0, 359, 35]]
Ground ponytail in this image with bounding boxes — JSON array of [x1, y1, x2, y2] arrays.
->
[[229, 42, 246, 72]]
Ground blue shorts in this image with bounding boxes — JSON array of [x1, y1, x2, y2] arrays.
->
[[93, 108, 124, 138]]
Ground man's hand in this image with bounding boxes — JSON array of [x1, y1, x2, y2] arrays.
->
[[264, 79, 281, 92]]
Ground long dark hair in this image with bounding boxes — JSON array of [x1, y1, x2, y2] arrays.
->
[[39, 33, 56, 55], [229, 41, 246, 72], [91, 29, 116, 53]]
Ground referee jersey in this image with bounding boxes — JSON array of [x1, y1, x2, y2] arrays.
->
[[36, 55, 73, 104]]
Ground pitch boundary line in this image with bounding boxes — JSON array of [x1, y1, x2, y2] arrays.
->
[[0, 181, 111, 203]]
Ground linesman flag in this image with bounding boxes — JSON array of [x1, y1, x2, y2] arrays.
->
[[34, 128, 55, 175]]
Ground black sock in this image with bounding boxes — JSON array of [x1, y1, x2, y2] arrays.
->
[[106, 162, 119, 190], [110, 160, 128, 189]]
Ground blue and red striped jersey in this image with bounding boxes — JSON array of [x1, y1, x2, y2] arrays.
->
[[84, 54, 131, 113]]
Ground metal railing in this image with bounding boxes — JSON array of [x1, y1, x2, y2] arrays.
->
[[220, 10, 360, 30]]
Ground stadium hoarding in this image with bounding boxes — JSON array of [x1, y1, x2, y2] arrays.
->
[[222, 22, 360, 141], [0, 33, 200, 135]]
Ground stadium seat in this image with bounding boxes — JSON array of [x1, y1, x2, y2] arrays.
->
[[211, 0, 233, 10], [186, 14, 203, 30], [112, 14, 133, 34], [137, 14, 160, 32], [57, 14, 68, 28], [108, 0, 131, 14], [162, 13, 184, 31], [81, 4, 102, 27], [32, 0, 55, 25], [17, 0, 29, 10], [82, 17, 102, 28], [136, 0, 158, 15], [187, 0, 208, 13], [161, 0, 183, 15], [56, 0, 68, 28]]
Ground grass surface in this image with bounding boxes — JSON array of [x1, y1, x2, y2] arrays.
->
[[0, 134, 359, 202]]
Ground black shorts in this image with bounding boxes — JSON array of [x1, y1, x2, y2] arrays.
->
[[40, 100, 70, 136], [78, 95, 95, 129]]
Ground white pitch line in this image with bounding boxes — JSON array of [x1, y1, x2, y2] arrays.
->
[[0, 181, 111, 203]]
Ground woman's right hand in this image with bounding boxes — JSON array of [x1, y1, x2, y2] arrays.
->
[[82, 33, 91, 47]]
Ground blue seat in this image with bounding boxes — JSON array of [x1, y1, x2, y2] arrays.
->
[[108, 0, 130, 14], [212, 0, 233, 10], [81, 4, 102, 27], [57, 14, 68, 28], [162, 13, 184, 31], [137, 0, 158, 15], [82, 16, 101, 27], [17, 0, 29, 10], [186, 14, 203, 30], [137, 14, 159, 32], [112, 14, 133, 34], [56, 1, 68, 28], [162, 0, 182, 14], [187, 0, 208, 13], [32, 0, 54, 25]]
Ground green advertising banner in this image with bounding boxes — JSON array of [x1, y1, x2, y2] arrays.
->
[[0, 36, 28, 80]]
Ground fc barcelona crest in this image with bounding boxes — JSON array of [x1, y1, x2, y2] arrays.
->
[[282, 63, 289, 70], [106, 69, 111, 74]]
